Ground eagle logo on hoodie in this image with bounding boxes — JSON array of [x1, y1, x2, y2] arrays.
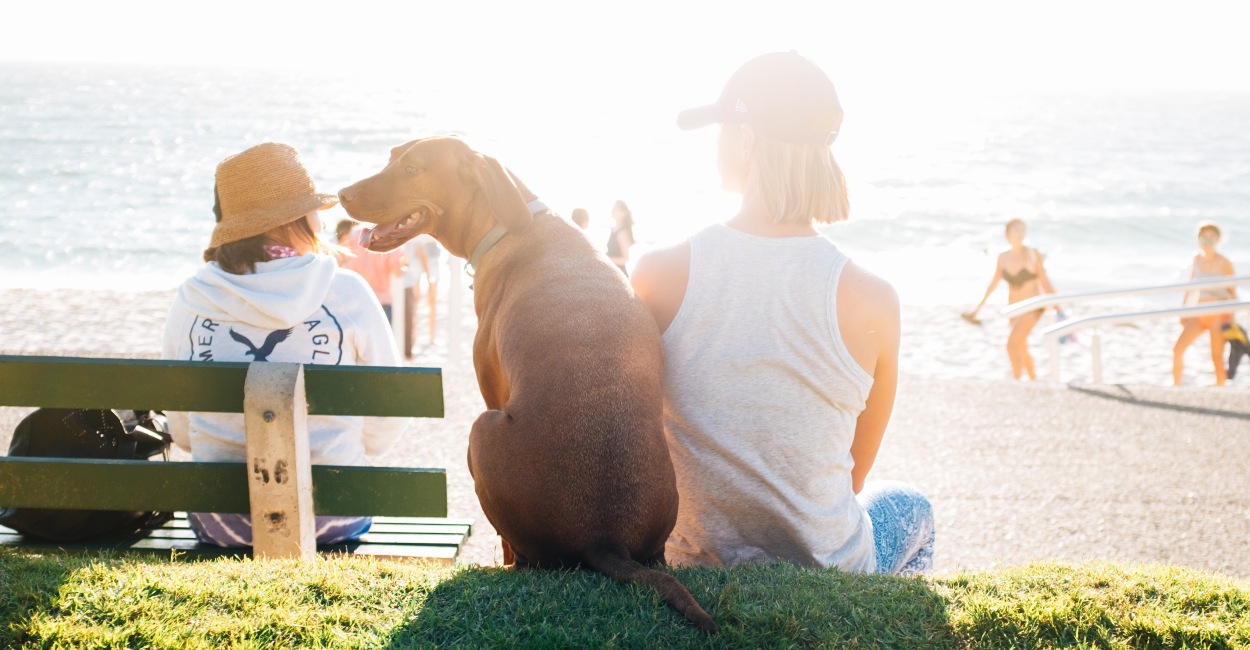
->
[[187, 307, 345, 365], [228, 328, 293, 362]]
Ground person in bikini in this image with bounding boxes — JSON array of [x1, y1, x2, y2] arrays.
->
[[962, 218, 1056, 380], [1173, 221, 1237, 386]]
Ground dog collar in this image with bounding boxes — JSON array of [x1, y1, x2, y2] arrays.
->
[[467, 200, 549, 272]]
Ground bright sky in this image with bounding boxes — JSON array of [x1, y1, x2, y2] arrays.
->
[[5, 0, 1250, 97]]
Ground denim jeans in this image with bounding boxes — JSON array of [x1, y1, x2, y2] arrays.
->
[[188, 512, 373, 548], [857, 480, 935, 575]]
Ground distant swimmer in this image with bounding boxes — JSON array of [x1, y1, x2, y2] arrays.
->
[[961, 218, 1056, 380], [1173, 221, 1237, 387]]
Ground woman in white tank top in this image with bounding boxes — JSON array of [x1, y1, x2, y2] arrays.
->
[[632, 52, 933, 574]]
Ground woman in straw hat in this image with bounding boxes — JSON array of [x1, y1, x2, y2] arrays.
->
[[632, 52, 933, 574], [162, 142, 408, 548]]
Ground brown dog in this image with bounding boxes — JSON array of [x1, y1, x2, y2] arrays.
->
[[338, 137, 716, 634]]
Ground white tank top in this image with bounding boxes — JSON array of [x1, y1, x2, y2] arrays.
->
[[662, 224, 876, 571]]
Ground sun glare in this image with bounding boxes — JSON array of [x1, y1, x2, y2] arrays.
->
[[5, 1, 1250, 93]]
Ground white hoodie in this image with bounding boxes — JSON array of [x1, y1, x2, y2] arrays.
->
[[162, 254, 409, 465]]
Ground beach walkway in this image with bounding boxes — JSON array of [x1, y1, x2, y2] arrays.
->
[[884, 376, 1250, 579], [2, 288, 1247, 578]]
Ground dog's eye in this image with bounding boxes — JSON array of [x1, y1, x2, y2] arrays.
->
[[405, 165, 419, 174]]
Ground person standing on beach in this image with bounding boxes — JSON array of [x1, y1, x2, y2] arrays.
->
[[962, 219, 1056, 380], [338, 219, 406, 324], [631, 51, 933, 575], [1174, 221, 1237, 386], [570, 207, 590, 230], [402, 233, 442, 355], [607, 200, 635, 276], [162, 142, 408, 548]]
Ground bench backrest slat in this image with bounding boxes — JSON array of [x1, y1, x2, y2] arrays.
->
[[0, 457, 448, 517], [0, 356, 443, 417]]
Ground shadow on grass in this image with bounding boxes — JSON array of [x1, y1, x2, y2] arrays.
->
[[1068, 384, 1250, 421], [0, 548, 77, 647], [386, 562, 956, 648]]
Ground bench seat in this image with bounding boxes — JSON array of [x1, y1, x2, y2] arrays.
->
[[0, 515, 473, 562], [0, 355, 465, 561]]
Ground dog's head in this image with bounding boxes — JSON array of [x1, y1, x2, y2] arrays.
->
[[337, 137, 534, 257]]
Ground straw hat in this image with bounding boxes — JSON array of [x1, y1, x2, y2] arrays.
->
[[209, 142, 338, 248]]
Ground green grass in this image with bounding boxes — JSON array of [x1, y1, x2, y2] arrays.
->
[[1, 549, 1247, 649]]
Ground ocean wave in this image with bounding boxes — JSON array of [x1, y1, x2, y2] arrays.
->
[[2, 63, 1248, 308]]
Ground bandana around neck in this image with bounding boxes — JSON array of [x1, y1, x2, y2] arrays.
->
[[264, 244, 300, 260]]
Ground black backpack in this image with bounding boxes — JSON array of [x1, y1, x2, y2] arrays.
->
[[0, 408, 173, 542]]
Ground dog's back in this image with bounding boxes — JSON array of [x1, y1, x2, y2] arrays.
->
[[337, 136, 715, 632], [469, 213, 675, 556], [466, 214, 716, 633]]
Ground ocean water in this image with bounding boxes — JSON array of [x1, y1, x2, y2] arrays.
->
[[3, 62, 1249, 384]]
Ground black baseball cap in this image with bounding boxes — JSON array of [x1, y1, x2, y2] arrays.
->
[[676, 51, 843, 146]]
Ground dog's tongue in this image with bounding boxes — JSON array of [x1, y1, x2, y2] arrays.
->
[[360, 223, 404, 253]]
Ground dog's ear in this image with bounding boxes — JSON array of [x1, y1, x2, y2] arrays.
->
[[469, 152, 533, 233]]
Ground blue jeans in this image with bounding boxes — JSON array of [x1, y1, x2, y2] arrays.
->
[[188, 513, 373, 548], [857, 480, 935, 575]]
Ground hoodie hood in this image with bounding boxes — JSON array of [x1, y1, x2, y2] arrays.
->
[[177, 254, 339, 330]]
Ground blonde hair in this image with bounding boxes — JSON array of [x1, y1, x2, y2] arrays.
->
[[751, 136, 850, 224], [1197, 220, 1221, 239]]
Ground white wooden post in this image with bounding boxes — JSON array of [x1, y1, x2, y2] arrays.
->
[[244, 362, 316, 559]]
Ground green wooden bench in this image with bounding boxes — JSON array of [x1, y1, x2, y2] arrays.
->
[[0, 355, 470, 562]]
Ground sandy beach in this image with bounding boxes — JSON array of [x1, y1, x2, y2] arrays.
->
[[2, 286, 1248, 579]]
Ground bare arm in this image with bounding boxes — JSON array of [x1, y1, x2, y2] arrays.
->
[[630, 242, 691, 333], [1226, 258, 1238, 300], [847, 271, 901, 494], [1035, 250, 1056, 296], [965, 256, 1003, 318], [1182, 256, 1198, 305]]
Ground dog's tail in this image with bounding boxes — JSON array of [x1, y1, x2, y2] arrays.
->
[[582, 540, 719, 634]]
